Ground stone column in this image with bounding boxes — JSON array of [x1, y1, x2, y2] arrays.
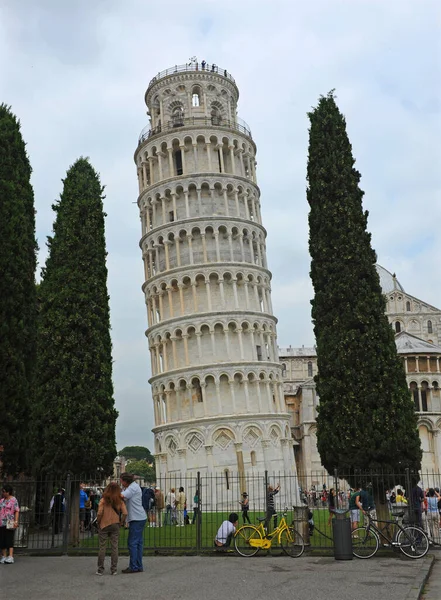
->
[[171, 337, 178, 369], [193, 143, 198, 172], [167, 147, 174, 176], [192, 282, 198, 312], [243, 380, 251, 412], [229, 381, 237, 413], [164, 240, 170, 270], [184, 191, 190, 217], [178, 284, 185, 315], [182, 334, 190, 365], [206, 142, 212, 171], [229, 145, 235, 174], [214, 232, 221, 261], [218, 145, 225, 173], [167, 285, 174, 318], [187, 235, 194, 264], [148, 156, 154, 185], [215, 382, 222, 414], [180, 144, 186, 175], [261, 439, 271, 471]]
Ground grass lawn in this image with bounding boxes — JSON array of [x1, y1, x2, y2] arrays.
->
[[76, 508, 340, 552]]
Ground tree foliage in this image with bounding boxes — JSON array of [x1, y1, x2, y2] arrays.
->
[[307, 92, 421, 473], [119, 446, 153, 463], [34, 158, 117, 476], [125, 459, 156, 482], [0, 104, 37, 475]]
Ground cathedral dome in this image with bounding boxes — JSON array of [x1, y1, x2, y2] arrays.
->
[[376, 264, 404, 294]]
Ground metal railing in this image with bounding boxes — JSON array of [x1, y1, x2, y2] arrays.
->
[[148, 63, 236, 89], [5, 468, 440, 555], [138, 116, 252, 145]]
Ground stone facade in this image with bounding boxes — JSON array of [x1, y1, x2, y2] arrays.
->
[[135, 63, 298, 492], [280, 265, 441, 486]]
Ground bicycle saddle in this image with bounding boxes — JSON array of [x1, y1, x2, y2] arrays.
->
[[257, 517, 266, 522]]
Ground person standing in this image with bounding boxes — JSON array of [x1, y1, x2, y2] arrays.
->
[[96, 482, 127, 576], [0, 485, 19, 564], [176, 486, 186, 526], [154, 487, 164, 527], [425, 488, 441, 543], [164, 488, 176, 525], [239, 492, 251, 524], [52, 488, 65, 534], [79, 483, 88, 533], [120, 473, 146, 574], [264, 483, 280, 533], [349, 485, 363, 531], [409, 482, 425, 528], [192, 489, 200, 525], [327, 488, 337, 525]]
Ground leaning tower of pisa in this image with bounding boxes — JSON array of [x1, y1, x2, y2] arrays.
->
[[135, 62, 297, 489]]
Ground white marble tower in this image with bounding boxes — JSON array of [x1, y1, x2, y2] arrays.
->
[[135, 62, 297, 486]]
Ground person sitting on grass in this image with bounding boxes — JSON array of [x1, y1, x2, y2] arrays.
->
[[214, 513, 239, 549]]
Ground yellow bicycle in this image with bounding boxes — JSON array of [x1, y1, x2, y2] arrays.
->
[[234, 508, 305, 557]]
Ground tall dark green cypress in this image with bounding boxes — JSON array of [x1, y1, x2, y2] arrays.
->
[[307, 92, 421, 474], [35, 158, 117, 476], [0, 105, 37, 475]]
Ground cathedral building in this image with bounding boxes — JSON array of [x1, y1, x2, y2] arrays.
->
[[280, 265, 441, 486], [135, 62, 298, 498]]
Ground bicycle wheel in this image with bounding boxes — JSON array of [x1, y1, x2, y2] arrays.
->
[[351, 527, 379, 559], [234, 526, 262, 557], [280, 527, 305, 557], [397, 526, 429, 559]]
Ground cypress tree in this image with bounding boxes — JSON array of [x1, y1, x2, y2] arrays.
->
[[307, 92, 421, 476], [35, 158, 117, 476], [0, 105, 37, 475]]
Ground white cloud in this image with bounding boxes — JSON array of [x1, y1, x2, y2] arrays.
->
[[1, 0, 439, 450]]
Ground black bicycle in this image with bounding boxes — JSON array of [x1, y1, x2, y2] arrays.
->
[[351, 509, 429, 559]]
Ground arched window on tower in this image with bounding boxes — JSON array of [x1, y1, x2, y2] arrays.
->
[[406, 301, 411, 311], [307, 361, 313, 377], [410, 381, 419, 411], [395, 321, 401, 333], [172, 106, 184, 127], [281, 363, 287, 377], [192, 86, 202, 108], [421, 381, 429, 412], [192, 378, 203, 403], [250, 450, 257, 467], [211, 107, 222, 125], [175, 149, 183, 175], [428, 320, 433, 334]]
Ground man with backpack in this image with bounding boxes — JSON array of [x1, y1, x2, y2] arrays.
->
[[120, 473, 146, 574], [142, 485, 156, 527]]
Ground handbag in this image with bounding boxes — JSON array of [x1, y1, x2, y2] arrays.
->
[[112, 504, 125, 525], [6, 520, 15, 530]]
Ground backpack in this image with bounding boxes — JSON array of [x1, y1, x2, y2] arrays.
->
[[141, 487, 156, 511]]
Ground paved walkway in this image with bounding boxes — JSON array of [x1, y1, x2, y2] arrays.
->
[[421, 555, 441, 599], [0, 554, 435, 600]]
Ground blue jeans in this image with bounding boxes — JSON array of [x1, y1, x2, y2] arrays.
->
[[127, 519, 146, 571]]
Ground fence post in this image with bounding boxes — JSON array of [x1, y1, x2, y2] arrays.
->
[[196, 472, 202, 552], [62, 473, 71, 555], [264, 470, 268, 513], [334, 468, 339, 510]]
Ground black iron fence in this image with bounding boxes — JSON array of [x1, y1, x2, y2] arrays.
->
[[3, 469, 441, 555]]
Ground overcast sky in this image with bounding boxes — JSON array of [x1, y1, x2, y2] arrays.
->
[[1, 0, 440, 451]]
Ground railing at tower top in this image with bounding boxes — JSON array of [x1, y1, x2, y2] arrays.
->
[[147, 63, 236, 89], [138, 115, 253, 146]]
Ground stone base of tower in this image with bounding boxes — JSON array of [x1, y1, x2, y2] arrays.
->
[[153, 413, 300, 510]]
